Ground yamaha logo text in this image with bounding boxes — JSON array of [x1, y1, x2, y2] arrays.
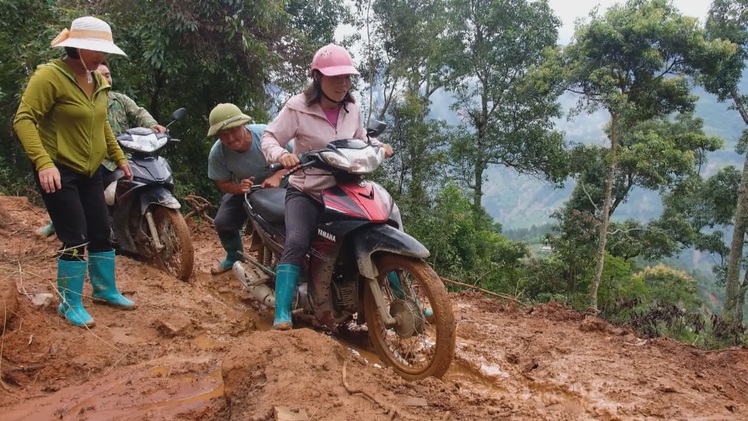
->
[[317, 229, 336, 242]]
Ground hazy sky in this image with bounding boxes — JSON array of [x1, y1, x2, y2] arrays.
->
[[549, 0, 713, 44]]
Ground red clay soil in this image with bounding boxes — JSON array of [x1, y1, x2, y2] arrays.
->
[[1, 193, 747, 420]]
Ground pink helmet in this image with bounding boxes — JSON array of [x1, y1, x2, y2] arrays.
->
[[310, 44, 359, 76]]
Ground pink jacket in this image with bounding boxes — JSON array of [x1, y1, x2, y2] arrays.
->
[[261, 93, 379, 198]]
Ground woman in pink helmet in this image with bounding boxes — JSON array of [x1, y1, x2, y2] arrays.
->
[[261, 44, 393, 330]]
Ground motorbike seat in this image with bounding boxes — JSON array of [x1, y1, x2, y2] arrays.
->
[[249, 188, 286, 225]]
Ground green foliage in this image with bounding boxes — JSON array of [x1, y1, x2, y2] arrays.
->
[[634, 264, 701, 310], [702, 0, 748, 328], [443, 0, 568, 211], [563, 0, 731, 118], [558, 0, 733, 310], [374, 94, 451, 209], [703, 0, 748, 102], [405, 185, 527, 290], [523, 254, 590, 308], [596, 254, 637, 311]]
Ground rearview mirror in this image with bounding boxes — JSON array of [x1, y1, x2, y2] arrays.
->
[[170, 108, 187, 122], [366, 120, 387, 138]]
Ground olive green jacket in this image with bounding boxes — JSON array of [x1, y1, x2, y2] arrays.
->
[[108, 91, 158, 136], [13, 59, 126, 177]]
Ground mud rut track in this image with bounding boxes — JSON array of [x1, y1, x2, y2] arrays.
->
[[2, 194, 748, 421]]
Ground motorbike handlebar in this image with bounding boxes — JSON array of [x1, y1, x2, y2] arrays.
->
[[267, 162, 284, 172]]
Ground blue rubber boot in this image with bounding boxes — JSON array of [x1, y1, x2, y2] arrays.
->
[[273, 264, 300, 330], [57, 259, 95, 327], [387, 271, 433, 318], [89, 250, 135, 309], [211, 232, 244, 275], [36, 221, 55, 238], [387, 271, 407, 299]]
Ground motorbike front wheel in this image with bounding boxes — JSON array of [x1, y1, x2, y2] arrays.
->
[[363, 254, 455, 380], [147, 207, 194, 281]]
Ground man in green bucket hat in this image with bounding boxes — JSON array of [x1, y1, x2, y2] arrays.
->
[[207, 103, 292, 275]]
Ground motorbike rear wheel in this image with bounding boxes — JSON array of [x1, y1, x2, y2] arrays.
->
[[363, 254, 455, 380], [147, 207, 194, 281]]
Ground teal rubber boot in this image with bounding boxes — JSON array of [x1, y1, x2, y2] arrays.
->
[[89, 250, 135, 309], [36, 221, 56, 238], [211, 232, 244, 275], [387, 271, 407, 299], [273, 264, 300, 330], [387, 271, 433, 317], [57, 259, 95, 327]]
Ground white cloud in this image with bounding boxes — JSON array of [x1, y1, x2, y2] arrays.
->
[[548, 0, 712, 44]]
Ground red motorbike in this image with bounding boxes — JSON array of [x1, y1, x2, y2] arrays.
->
[[233, 122, 455, 380]]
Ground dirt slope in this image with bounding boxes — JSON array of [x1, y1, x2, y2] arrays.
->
[[1, 193, 748, 421]]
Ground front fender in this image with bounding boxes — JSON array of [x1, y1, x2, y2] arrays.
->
[[138, 187, 181, 214], [353, 224, 429, 279]]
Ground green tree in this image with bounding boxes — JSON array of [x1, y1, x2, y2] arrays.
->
[[352, 0, 452, 214], [702, 0, 748, 328], [559, 0, 733, 311], [633, 264, 701, 311], [443, 0, 568, 215]]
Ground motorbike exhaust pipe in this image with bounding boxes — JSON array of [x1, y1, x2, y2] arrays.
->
[[232, 261, 275, 307]]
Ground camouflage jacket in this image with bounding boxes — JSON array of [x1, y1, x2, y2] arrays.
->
[[103, 91, 159, 170], [108, 91, 158, 136]]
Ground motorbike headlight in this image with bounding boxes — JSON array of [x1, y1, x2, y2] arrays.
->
[[319, 150, 352, 171], [322, 146, 384, 174], [118, 133, 168, 153]]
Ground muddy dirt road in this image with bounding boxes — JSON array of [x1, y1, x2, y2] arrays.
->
[[1, 194, 747, 420]]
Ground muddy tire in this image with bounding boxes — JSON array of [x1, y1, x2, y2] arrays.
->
[[148, 207, 194, 281], [364, 254, 455, 380]]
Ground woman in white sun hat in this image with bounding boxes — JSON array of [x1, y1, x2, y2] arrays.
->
[[13, 16, 136, 328]]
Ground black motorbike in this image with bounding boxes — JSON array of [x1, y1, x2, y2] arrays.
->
[[106, 108, 194, 281]]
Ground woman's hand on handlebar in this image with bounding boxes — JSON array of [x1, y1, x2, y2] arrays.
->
[[382, 144, 394, 158], [278, 151, 300, 169]]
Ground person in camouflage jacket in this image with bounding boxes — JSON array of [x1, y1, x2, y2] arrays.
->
[[97, 64, 166, 136]]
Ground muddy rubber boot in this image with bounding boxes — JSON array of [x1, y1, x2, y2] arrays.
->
[[272, 264, 300, 330], [387, 271, 433, 317], [89, 250, 135, 309], [387, 271, 406, 299], [57, 259, 95, 327], [211, 232, 243, 275], [36, 221, 55, 238]]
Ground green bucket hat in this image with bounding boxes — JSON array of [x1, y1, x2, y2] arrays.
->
[[207, 103, 252, 137]]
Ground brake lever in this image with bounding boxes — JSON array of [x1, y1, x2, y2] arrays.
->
[[266, 160, 314, 181]]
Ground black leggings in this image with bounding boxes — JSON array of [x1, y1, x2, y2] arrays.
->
[[279, 187, 324, 267], [36, 165, 112, 261]]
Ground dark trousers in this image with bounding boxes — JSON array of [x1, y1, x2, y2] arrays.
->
[[280, 187, 324, 267], [213, 193, 248, 238], [36, 165, 112, 260]]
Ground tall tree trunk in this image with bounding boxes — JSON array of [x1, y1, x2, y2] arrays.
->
[[474, 157, 484, 213], [590, 112, 618, 312], [724, 152, 748, 326]]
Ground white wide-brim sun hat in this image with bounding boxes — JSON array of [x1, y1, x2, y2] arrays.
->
[[50, 16, 126, 56]]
